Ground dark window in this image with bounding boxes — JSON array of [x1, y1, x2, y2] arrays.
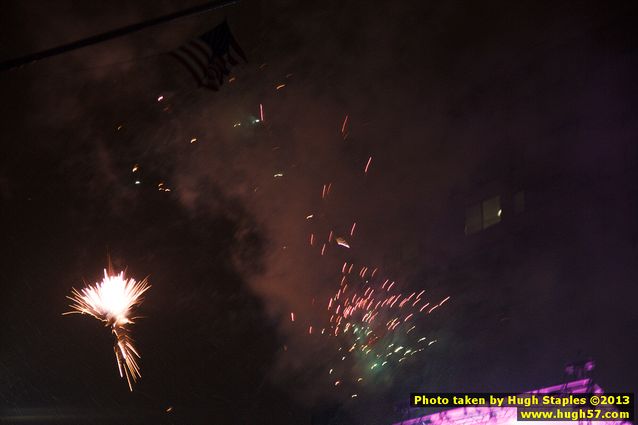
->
[[514, 190, 525, 214], [465, 203, 483, 235]]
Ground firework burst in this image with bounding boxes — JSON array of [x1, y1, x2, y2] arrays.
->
[[288, 121, 454, 395], [64, 267, 150, 391], [312, 262, 448, 388]]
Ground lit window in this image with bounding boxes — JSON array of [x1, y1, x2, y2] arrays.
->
[[465, 195, 502, 235], [482, 196, 501, 229]]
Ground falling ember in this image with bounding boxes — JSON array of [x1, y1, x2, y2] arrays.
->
[[336, 237, 350, 248], [190, 138, 197, 144], [350, 222, 357, 236], [157, 95, 164, 102], [364, 156, 373, 174], [276, 84, 286, 90], [64, 267, 150, 391], [290, 312, 295, 322], [341, 114, 349, 135], [259, 103, 264, 122], [131, 164, 139, 173]]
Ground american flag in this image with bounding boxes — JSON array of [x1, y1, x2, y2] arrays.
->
[[172, 20, 246, 90]]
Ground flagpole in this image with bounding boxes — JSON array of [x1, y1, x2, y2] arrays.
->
[[0, 0, 238, 72]]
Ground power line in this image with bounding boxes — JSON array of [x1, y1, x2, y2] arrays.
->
[[0, 0, 238, 72]]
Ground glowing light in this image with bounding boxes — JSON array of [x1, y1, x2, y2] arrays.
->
[[336, 237, 350, 248], [64, 268, 150, 391], [157, 95, 164, 102], [190, 138, 197, 144], [276, 84, 286, 90]]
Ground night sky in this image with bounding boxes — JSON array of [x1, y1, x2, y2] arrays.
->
[[1, 1, 637, 424]]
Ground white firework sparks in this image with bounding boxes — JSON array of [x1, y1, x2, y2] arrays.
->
[[64, 268, 150, 391]]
